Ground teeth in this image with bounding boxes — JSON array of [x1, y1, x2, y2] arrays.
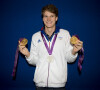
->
[[46, 22, 52, 24]]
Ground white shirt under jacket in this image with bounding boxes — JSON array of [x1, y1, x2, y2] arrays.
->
[[26, 28, 78, 87]]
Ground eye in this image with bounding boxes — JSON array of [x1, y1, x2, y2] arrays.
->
[[51, 15, 54, 17], [44, 16, 47, 18]]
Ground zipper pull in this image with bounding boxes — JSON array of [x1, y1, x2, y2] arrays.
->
[[49, 41, 50, 49]]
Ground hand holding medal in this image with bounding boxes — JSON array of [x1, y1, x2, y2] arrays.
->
[[19, 38, 28, 46], [70, 35, 83, 54], [12, 38, 28, 79], [70, 35, 84, 71], [70, 36, 79, 45], [18, 38, 30, 57]]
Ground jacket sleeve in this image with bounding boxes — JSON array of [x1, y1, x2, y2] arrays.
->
[[65, 31, 78, 63], [25, 34, 39, 66]]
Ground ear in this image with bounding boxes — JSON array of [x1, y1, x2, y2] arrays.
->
[[56, 17, 58, 21]]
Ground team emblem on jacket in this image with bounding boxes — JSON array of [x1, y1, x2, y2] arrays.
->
[[58, 37, 63, 40], [38, 39, 41, 43]]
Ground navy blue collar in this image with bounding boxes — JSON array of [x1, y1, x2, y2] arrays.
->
[[41, 26, 60, 41]]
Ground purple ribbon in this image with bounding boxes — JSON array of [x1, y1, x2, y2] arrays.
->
[[41, 32, 57, 87], [78, 48, 84, 71], [41, 33, 57, 55], [74, 35, 84, 71], [12, 38, 24, 79]]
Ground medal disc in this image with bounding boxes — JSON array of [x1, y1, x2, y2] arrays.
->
[[47, 55, 54, 63], [19, 38, 28, 46], [70, 36, 78, 44]]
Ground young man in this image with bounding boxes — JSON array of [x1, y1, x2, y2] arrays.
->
[[19, 4, 83, 90]]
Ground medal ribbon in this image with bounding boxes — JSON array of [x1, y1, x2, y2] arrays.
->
[[12, 45, 19, 79], [41, 33, 57, 55], [12, 38, 25, 79], [74, 35, 84, 71], [41, 31, 57, 87]]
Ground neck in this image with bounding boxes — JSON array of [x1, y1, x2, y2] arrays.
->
[[45, 26, 56, 37]]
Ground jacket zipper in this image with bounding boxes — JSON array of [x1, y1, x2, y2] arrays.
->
[[47, 41, 50, 87]]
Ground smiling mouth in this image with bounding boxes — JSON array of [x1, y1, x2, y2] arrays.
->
[[46, 22, 52, 24]]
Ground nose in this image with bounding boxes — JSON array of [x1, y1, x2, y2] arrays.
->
[[47, 16, 51, 21]]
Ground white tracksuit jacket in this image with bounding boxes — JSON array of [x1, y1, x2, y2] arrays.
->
[[26, 28, 78, 87]]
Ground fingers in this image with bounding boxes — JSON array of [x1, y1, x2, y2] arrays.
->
[[18, 42, 29, 56], [19, 45, 26, 51], [73, 40, 83, 51], [76, 40, 83, 47], [78, 40, 83, 45]]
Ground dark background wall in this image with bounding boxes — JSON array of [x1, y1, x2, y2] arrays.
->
[[0, 0, 100, 90]]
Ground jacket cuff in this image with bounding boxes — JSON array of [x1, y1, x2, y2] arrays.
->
[[70, 50, 78, 59], [25, 55, 31, 62], [67, 50, 78, 63]]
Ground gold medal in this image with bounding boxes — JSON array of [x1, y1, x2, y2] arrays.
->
[[19, 38, 28, 46], [70, 36, 78, 44]]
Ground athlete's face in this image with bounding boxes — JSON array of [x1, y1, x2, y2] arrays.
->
[[43, 11, 58, 28]]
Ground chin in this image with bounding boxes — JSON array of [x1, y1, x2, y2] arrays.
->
[[45, 25, 52, 28], [46, 24, 55, 28]]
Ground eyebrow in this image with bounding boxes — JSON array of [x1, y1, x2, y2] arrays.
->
[[43, 14, 55, 16]]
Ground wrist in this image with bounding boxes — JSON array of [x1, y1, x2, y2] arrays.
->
[[26, 52, 30, 58], [72, 50, 77, 55]]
